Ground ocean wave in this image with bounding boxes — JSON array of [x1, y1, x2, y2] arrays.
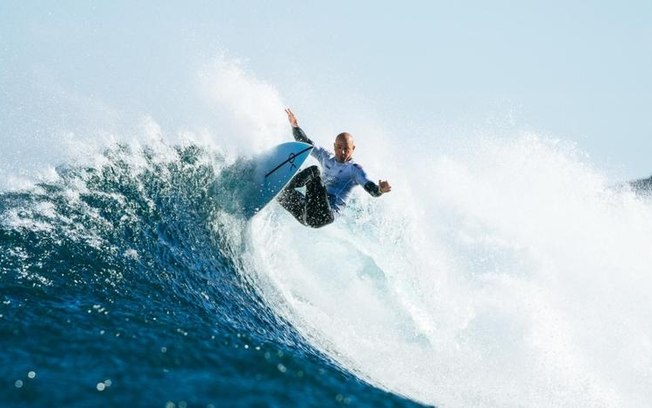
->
[[0, 141, 422, 407]]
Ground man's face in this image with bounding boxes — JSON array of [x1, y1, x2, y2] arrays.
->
[[334, 135, 355, 163]]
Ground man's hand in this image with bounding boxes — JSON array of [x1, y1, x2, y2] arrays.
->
[[379, 180, 392, 194], [285, 108, 299, 128]]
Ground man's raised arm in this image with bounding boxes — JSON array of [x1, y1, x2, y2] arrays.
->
[[285, 108, 314, 145]]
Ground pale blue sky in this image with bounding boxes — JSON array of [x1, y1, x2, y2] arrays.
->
[[2, 1, 651, 179]]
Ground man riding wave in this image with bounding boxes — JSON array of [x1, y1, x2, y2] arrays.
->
[[277, 108, 392, 228]]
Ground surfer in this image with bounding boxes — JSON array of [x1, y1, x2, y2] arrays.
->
[[277, 108, 392, 228]]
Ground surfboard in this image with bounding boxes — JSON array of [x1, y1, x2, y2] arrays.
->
[[245, 141, 313, 217]]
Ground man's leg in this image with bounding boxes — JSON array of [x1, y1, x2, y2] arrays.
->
[[276, 165, 333, 228], [289, 165, 319, 188], [276, 166, 319, 225], [305, 172, 334, 228], [277, 186, 308, 226]]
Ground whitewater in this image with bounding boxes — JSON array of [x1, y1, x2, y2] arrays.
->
[[2, 59, 652, 407]]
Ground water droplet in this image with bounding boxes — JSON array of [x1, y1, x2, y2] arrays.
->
[[15, 380, 23, 388], [27, 371, 36, 379], [96, 382, 106, 391]]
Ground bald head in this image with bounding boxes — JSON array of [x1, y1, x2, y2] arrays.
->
[[335, 132, 354, 144]]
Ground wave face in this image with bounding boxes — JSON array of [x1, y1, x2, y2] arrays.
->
[[2, 47, 652, 406], [0, 142, 422, 407], [4, 129, 652, 407]]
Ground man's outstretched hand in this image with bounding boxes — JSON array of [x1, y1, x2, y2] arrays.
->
[[285, 108, 299, 128], [379, 180, 392, 194]]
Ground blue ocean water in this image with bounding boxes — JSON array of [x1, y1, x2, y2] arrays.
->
[[4, 127, 652, 408], [0, 142, 429, 407], [2, 11, 652, 402]]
